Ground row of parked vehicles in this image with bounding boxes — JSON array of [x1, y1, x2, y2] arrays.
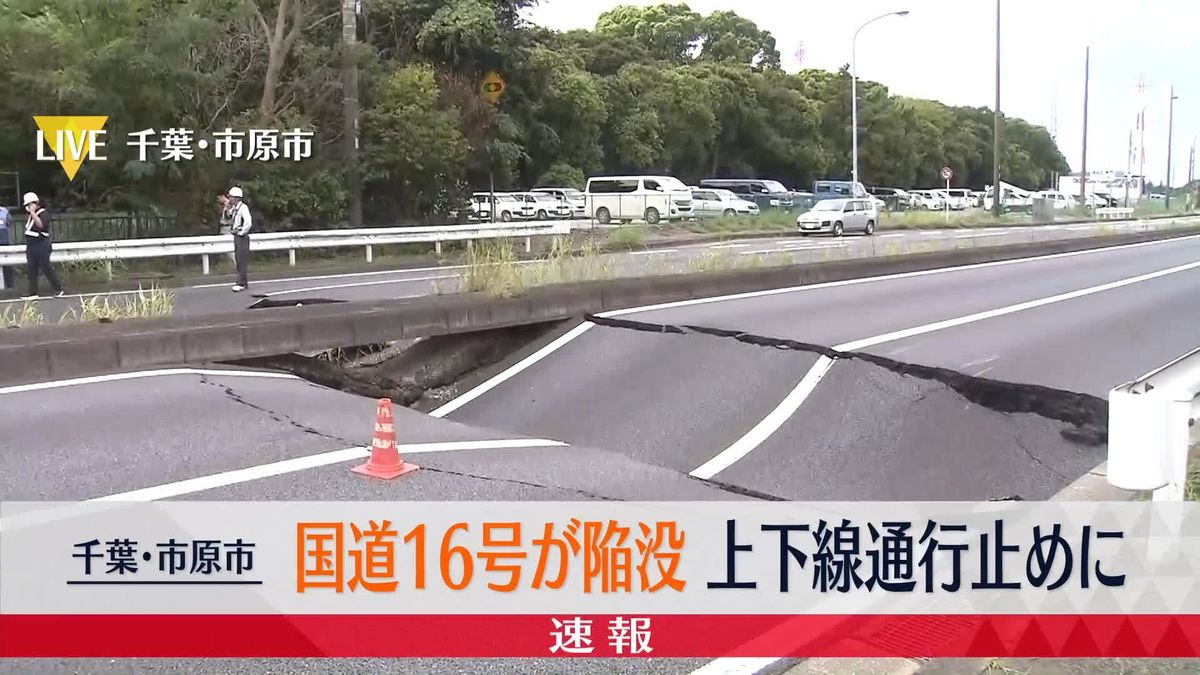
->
[[468, 176, 861, 225], [465, 175, 1120, 227], [468, 190, 587, 222]]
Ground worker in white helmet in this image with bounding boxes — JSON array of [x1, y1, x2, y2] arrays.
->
[[225, 186, 253, 292], [21, 191, 64, 299]]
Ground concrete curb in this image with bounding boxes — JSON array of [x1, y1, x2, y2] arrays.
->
[[2, 226, 1199, 387]]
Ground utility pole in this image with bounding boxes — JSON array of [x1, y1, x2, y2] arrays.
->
[[1138, 76, 1147, 202], [1050, 85, 1059, 190], [342, 0, 363, 229], [992, 0, 1002, 217], [1189, 139, 1195, 186], [1166, 85, 1177, 209], [1124, 130, 1132, 208], [1079, 46, 1089, 205]]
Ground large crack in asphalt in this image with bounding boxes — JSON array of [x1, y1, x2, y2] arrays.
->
[[585, 314, 1108, 447], [202, 366, 737, 502], [199, 375, 358, 446]]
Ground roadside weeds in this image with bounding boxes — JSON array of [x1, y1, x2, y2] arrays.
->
[[2, 284, 175, 328]]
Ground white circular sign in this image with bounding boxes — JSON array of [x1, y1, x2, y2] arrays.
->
[[940, 166, 954, 181]]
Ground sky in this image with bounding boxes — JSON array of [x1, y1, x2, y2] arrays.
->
[[526, 0, 1200, 186]]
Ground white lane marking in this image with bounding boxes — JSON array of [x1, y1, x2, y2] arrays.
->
[[189, 263, 469, 289], [689, 356, 835, 480], [836, 256, 1200, 352], [430, 321, 596, 418], [738, 242, 846, 255], [974, 366, 995, 377], [597, 233, 1200, 318], [264, 273, 456, 297], [0, 438, 570, 532], [92, 439, 567, 502], [1066, 225, 1093, 230], [631, 249, 678, 255], [0, 289, 150, 304], [960, 354, 999, 369], [881, 233, 906, 238], [709, 243, 752, 249], [0, 367, 297, 396], [686, 657, 781, 675]]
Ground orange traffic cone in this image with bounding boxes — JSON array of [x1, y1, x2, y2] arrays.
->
[[352, 398, 419, 479]]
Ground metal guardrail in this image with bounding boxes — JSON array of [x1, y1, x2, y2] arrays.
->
[[1096, 207, 1135, 220], [0, 221, 573, 278], [1107, 346, 1200, 501]]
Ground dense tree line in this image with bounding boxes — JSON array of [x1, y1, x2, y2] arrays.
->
[[0, 0, 1069, 229]]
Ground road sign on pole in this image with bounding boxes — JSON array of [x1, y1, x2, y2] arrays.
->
[[481, 72, 506, 105], [941, 167, 953, 222]]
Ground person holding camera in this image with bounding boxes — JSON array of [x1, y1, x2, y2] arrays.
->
[[21, 192, 64, 299]]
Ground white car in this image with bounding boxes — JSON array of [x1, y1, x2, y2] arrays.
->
[[796, 198, 878, 237], [690, 188, 760, 217], [910, 190, 944, 210], [930, 189, 962, 210], [471, 192, 527, 222], [944, 188, 972, 210], [531, 187, 586, 217], [1036, 191, 1075, 210], [515, 192, 571, 219]]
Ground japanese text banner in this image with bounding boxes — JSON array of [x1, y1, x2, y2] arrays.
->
[[1, 500, 1198, 658]]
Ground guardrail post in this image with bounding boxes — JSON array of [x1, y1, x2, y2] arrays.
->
[[524, 236, 532, 253], [435, 241, 442, 255], [288, 249, 296, 266], [105, 261, 113, 281], [201, 254, 210, 275], [366, 244, 373, 263]]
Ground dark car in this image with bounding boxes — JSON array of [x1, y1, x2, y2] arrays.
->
[[866, 186, 913, 211], [698, 179, 794, 212]]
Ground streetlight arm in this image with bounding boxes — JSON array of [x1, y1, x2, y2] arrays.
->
[[850, 10, 908, 186], [854, 10, 909, 43]]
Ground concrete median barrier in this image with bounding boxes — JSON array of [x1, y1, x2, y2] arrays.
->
[[2, 225, 1199, 387]]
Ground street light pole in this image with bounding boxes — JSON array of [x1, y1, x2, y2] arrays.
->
[[1166, 85, 1178, 209], [851, 9, 909, 186], [1079, 46, 1089, 206], [992, 0, 1003, 217]]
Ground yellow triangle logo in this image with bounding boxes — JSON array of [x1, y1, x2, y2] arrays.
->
[[34, 115, 109, 181]]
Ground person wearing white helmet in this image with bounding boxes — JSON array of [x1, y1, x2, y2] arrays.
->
[[225, 185, 253, 292], [21, 191, 64, 299]]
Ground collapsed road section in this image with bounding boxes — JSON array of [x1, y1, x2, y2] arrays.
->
[[239, 315, 1106, 503]]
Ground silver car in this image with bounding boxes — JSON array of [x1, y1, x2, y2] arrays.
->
[[690, 188, 760, 217], [796, 198, 878, 236]]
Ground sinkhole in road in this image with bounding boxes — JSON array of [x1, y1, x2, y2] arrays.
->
[[228, 320, 566, 410], [234, 310, 1109, 448]]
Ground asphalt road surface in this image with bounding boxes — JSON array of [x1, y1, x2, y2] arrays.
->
[[0, 219, 1170, 320], [3, 228, 1200, 674]]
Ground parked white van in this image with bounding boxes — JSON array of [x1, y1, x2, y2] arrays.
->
[[584, 175, 694, 224]]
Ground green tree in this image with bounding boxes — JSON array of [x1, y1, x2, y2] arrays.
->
[[696, 10, 780, 69], [536, 163, 585, 189], [362, 65, 469, 218], [595, 3, 702, 64]]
